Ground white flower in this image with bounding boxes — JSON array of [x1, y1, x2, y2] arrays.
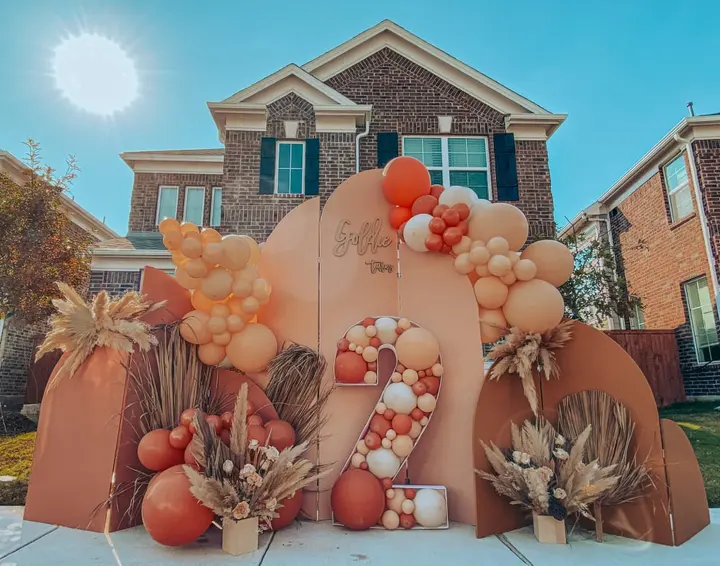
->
[[554, 435, 565, 446], [509, 462, 522, 471], [553, 448, 569, 461], [265, 497, 277, 511], [222, 460, 234, 474], [249, 439, 259, 449], [553, 488, 567, 500], [263, 446, 280, 460], [520, 453, 531, 465], [512, 451, 522, 463], [241, 464, 256, 476], [246, 472, 263, 488], [231, 501, 250, 520], [537, 466, 554, 483]]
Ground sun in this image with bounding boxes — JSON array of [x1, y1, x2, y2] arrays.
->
[[52, 32, 138, 117]]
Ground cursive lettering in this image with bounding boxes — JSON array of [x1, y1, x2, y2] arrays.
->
[[365, 260, 394, 274], [333, 219, 392, 257]]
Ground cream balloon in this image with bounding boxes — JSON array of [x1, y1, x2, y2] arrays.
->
[[366, 448, 401, 479], [225, 323, 277, 373], [414, 489, 447, 528], [239, 235, 261, 266], [468, 202, 529, 251], [438, 185, 478, 208], [513, 258, 537, 281], [391, 435, 414, 458], [452, 236, 472, 255], [520, 239, 574, 287], [403, 214, 432, 253], [502, 279, 565, 333]]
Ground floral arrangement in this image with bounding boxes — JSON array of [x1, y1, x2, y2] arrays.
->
[[486, 320, 574, 415], [476, 418, 619, 521], [184, 382, 330, 531]]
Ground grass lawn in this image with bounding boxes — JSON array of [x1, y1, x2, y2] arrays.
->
[[0, 431, 36, 505], [660, 401, 720, 507]]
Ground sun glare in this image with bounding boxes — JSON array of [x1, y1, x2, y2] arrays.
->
[[52, 32, 138, 117]]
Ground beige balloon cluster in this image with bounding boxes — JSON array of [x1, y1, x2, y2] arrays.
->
[[449, 202, 573, 342], [159, 219, 277, 373]]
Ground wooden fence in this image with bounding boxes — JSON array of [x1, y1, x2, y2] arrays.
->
[[605, 330, 686, 407]]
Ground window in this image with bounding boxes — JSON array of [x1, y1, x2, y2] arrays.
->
[[183, 187, 205, 225], [684, 277, 720, 363], [276, 141, 305, 194], [629, 304, 645, 330], [403, 136, 490, 199], [664, 154, 693, 222], [155, 186, 178, 225], [210, 187, 222, 227]]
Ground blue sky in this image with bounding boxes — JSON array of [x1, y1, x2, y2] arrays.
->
[[1, 0, 718, 235]]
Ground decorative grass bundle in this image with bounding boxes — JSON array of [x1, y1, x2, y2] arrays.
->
[[264, 344, 333, 444], [185, 383, 331, 531], [35, 283, 165, 388], [557, 390, 652, 541], [487, 320, 574, 415]]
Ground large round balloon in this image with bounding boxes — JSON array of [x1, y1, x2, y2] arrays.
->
[[220, 235, 251, 270], [521, 239, 574, 287], [142, 465, 213, 546], [264, 420, 296, 452], [334, 351, 368, 384], [226, 323, 277, 373], [395, 327, 440, 370], [502, 279, 565, 333], [180, 311, 212, 345], [271, 490, 304, 531], [403, 214, 432, 253], [331, 469, 386, 530], [438, 186, 478, 208], [137, 429, 185, 472], [468, 203, 529, 251], [198, 342, 227, 366], [381, 156, 431, 207]]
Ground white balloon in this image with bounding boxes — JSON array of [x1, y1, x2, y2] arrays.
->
[[439, 185, 479, 208], [383, 382, 418, 414], [375, 317, 399, 344], [403, 214, 432, 253], [414, 489, 448, 527], [366, 448, 401, 479]]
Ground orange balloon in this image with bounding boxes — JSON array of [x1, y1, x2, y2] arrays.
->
[[478, 308, 508, 343], [171, 251, 188, 268], [226, 323, 277, 373], [175, 267, 200, 290], [191, 289, 220, 311], [239, 235, 262, 266], [411, 194, 439, 216], [202, 242, 224, 265], [252, 278, 271, 304], [331, 469, 386, 530], [137, 429, 185, 472], [520, 240, 574, 287], [180, 310, 212, 345], [513, 258, 537, 281], [502, 279, 565, 333], [200, 267, 233, 301], [198, 342, 227, 366], [220, 236, 251, 270], [334, 351, 367, 384], [271, 490, 303, 530], [395, 327, 440, 370], [180, 237, 203, 259], [159, 218, 181, 236], [473, 276, 509, 309], [142, 465, 213, 546], [391, 414, 413, 435], [180, 221, 199, 234], [264, 419, 296, 451], [186, 258, 209, 278], [468, 203, 529, 251], [163, 230, 183, 251], [430, 184, 444, 199], [381, 156, 431, 207], [200, 228, 222, 244], [389, 206, 412, 230]]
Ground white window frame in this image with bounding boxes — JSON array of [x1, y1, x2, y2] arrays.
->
[[183, 186, 206, 226], [684, 277, 720, 363], [155, 185, 179, 225], [274, 140, 306, 195], [210, 187, 222, 227], [663, 154, 693, 223], [401, 135, 492, 199]]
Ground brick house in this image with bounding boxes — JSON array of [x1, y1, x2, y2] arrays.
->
[[0, 150, 118, 407], [561, 114, 720, 398]]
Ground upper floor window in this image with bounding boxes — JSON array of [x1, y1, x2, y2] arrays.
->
[[210, 187, 222, 227], [664, 154, 693, 222], [684, 276, 720, 363], [629, 304, 645, 330], [276, 141, 305, 194], [184, 187, 205, 225], [402, 136, 490, 199], [156, 186, 178, 225]]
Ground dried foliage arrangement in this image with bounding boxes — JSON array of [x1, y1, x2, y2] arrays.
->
[[487, 320, 574, 414], [558, 390, 652, 541], [35, 283, 165, 388], [476, 419, 619, 522], [265, 344, 333, 444], [185, 383, 331, 531]]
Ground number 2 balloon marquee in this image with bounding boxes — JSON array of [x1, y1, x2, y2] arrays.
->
[[330, 156, 574, 532]]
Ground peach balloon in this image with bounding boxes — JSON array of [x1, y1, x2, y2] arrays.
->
[[207, 316, 227, 334], [191, 289, 220, 311], [253, 278, 271, 303], [180, 237, 203, 259], [171, 252, 188, 268], [180, 222, 199, 234], [226, 323, 278, 373], [469, 245, 490, 265], [242, 296, 260, 314], [220, 236, 251, 270], [468, 202, 529, 251], [395, 327, 440, 370], [488, 254, 512, 277], [232, 278, 253, 298], [200, 228, 222, 244], [185, 258, 209, 279], [500, 271, 517, 286], [201, 267, 233, 301], [239, 235, 261, 266], [520, 239, 574, 287], [212, 332, 232, 346], [198, 342, 227, 366], [473, 276, 509, 309], [163, 231, 183, 251], [175, 267, 200, 290], [502, 279, 565, 333], [454, 253, 474, 275], [210, 304, 230, 318], [184, 231, 201, 242], [202, 242, 224, 265], [159, 218, 181, 235], [180, 310, 212, 345], [486, 236, 509, 256], [226, 314, 245, 333], [478, 308, 508, 343], [513, 258, 537, 281]]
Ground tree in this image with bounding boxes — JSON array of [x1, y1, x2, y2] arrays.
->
[[558, 232, 642, 328], [0, 140, 92, 324]]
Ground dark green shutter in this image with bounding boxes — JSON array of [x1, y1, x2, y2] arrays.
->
[[377, 132, 399, 168], [493, 133, 518, 201], [304, 138, 320, 195], [259, 137, 276, 194]]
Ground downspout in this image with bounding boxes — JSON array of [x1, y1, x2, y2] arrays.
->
[[673, 133, 720, 302], [355, 111, 371, 174]]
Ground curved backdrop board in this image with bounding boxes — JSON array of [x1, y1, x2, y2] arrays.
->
[[398, 247, 484, 525], [318, 170, 399, 519]]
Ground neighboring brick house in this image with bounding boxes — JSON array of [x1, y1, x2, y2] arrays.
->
[[0, 150, 119, 407], [561, 114, 720, 398]]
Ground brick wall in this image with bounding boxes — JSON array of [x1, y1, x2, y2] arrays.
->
[[693, 139, 720, 285], [88, 271, 142, 297], [609, 150, 720, 395], [0, 318, 41, 404]]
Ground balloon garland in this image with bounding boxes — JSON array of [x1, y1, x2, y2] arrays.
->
[[382, 157, 574, 342], [159, 219, 278, 372]]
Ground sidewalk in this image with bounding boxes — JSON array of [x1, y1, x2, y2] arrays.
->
[[1, 507, 719, 565]]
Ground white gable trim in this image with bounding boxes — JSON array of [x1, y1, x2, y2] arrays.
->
[[302, 20, 550, 116]]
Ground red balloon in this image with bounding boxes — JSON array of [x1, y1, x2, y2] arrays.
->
[[337, 338, 350, 352], [420, 376, 440, 395], [389, 207, 412, 230], [411, 194, 438, 216], [331, 469, 386, 530], [168, 425, 192, 450], [247, 414, 264, 427], [364, 431, 381, 450], [432, 204, 449, 218], [381, 477, 394, 491], [405, 488, 417, 499], [246, 400, 257, 417], [180, 408, 196, 427], [184, 442, 201, 470], [205, 415, 223, 435], [429, 217, 446, 235], [369, 337, 382, 348], [271, 490, 304, 531], [220, 411, 233, 429], [457, 220, 469, 236], [442, 227, 463, 246], [334, 351, 368, 384], [441, 208, 460, 227], [138, 429, 185, 472], [411, 408, 424, 421], [381, 157, 431, 207], [400, 513, 416, 529], [412, 381, 428, 396], [425, 233, 443, 252], [265, 420, 296, 452], [453, 203, 471, 220], [383, 408, 396, 422], [248, 424, 268, 445], [370, 414, 391, 438], [362, 317, 376, 327], [430, 184, 444, 199], [142, 465, 213, 546], [392, 414, 413, 435], [441, 244, 452, 254], [367, 361, 377, 371]]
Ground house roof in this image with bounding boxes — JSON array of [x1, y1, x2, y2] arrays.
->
[[120, 148, 225, 174], [0, 149, 119, 241]]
